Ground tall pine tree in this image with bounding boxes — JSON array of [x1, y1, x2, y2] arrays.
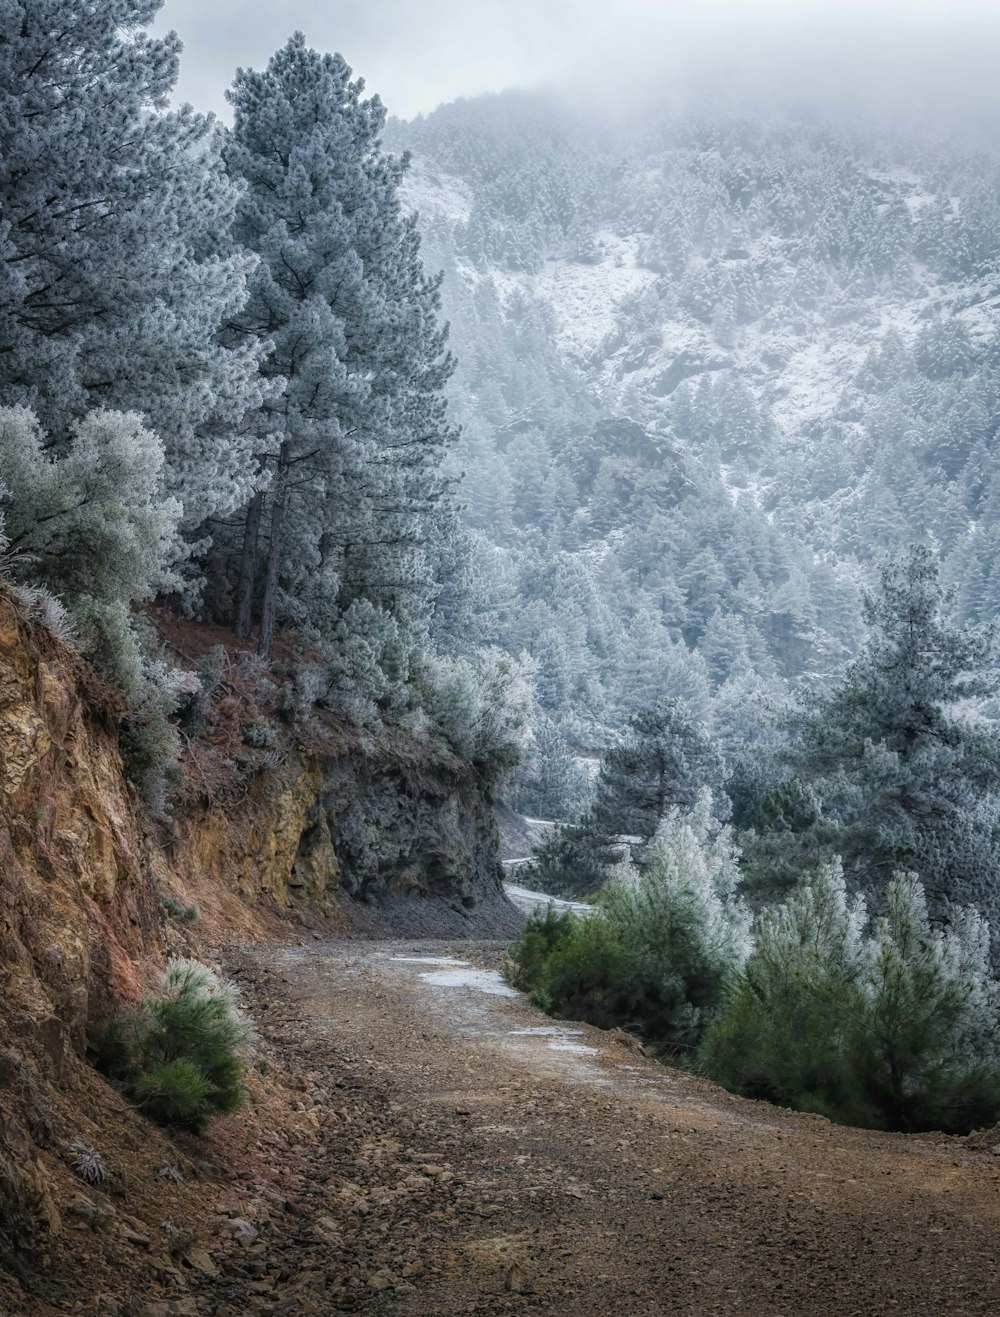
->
[[222, 33, 456, 661], [784, 546, 1000, 917]]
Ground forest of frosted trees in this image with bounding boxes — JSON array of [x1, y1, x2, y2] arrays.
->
[[6, 0, 1000, 1135], [385, 95, 1000, 829], [390, 95, 1000, 1130]]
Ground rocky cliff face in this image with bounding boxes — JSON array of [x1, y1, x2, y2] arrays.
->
[[0, 585, 516, 1272], [158, 737, 517, 937]]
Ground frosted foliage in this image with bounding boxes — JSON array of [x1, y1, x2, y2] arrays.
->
[[607, 789, 752, 972], [510, 715, 592, 820], [0, 407, 183, 616], [11, 585, 74, 643], [418, 647, 536, 777], [705, 862, 1000, 1129], [161, 959, 249, 1038], [785, 546, 1000, 917], [222, 33, 456, 654], [326, 598, 410, 707], [0, 0, 265, 521], [391, 96, 1000, 767], [868, 875, 1000, 1073], [751, 862, 870, 993], [0, 406, 189, 806]]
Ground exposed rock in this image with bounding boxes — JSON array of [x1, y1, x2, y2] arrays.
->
[[0, 1110, 60, 1259], [185, 1247, 219, 1277], [223, 1217, 259, 1247]]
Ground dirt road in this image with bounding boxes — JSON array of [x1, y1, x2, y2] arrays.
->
[[174, 935, 1000, 1316]]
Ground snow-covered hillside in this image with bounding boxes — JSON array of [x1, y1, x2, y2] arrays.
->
[[390, 97, 1000, 788]]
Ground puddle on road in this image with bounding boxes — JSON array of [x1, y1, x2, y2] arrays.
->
[[510, 1025, 599, 1056], [390, 955, 468, 967], [382, 951, 611, 1082], [418, 966, 518, 996], [388, 955, 518, 996]]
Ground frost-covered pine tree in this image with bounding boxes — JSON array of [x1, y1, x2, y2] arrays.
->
[[785, 545, 1000, 919], [0, 1, 265, 523], [222, 33, 456, 661], [590, 701, 727, 858], [0, 407, 183, 620], [0, 405, 192, 810], [701, 864, 1000, 1133], [510, 715, 591, 821]]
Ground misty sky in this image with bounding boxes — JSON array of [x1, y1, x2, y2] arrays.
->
[[155, 0, 1000, 123]]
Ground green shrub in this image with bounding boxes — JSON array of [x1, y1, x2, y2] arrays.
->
[[507, 792, 750, 1049], [699, 865, 1000, 1133], [133, 1058, 214, 1126], [505, 904, 578, 993], [158, 892, 199, 924], [241, 720, 274, 749], [100, 959, 249, 1132], [521, 913, 639, 1030]]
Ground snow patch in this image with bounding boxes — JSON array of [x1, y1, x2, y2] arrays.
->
[[399, 162, 472, 225]]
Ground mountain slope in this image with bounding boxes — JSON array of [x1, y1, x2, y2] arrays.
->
[[390, 98, 1000, 774]]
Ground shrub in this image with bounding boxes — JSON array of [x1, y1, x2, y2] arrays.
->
[[12, 584, 75, 644], [506, 904, 590, 995], [100, 959, 250, 1132], [241, 720, 274, 749], [0, 407, 192, 811], [699, 865, 1000, 1133], [177, 646, 228, 736], [507, 792, 750, 1049], [158, 892, 199, 925], [416, 647, 537, 779], [324, 598, 410, 709], [69, 1141, 107, 1186], [277, 663, 328, 723], [0, 407, 183, 604]]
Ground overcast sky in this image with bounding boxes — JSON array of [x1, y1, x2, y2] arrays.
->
[[154, 0, 1000, 124]]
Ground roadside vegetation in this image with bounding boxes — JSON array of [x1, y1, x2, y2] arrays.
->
[[97, 960, 251, 1133], [509, 549, 1000, 1134]]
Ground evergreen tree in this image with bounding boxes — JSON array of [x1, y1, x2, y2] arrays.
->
[[590, 701, 727, 859], [223, 33, 455, 660], [784, 546, 1000, 916], [0, 0, 264, 524], [510, 716, 591, 821], [701, 865, 1000, 1134]]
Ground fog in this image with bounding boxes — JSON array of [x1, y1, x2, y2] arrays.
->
[[156, 0, 1000, 124]]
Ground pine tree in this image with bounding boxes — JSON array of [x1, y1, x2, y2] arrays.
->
[[590, 701, 727, 858], [511, 716, 590, 821], [0, 0, 264, 524], [784, 545, 1000, 916], [223, 33, 456, 661]]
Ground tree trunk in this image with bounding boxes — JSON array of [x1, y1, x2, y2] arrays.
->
[[257, 442, 290, 662], [235, 486, 265, 641]]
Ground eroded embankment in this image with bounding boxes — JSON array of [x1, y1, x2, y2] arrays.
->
[[0, 585, 519, 1308]]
